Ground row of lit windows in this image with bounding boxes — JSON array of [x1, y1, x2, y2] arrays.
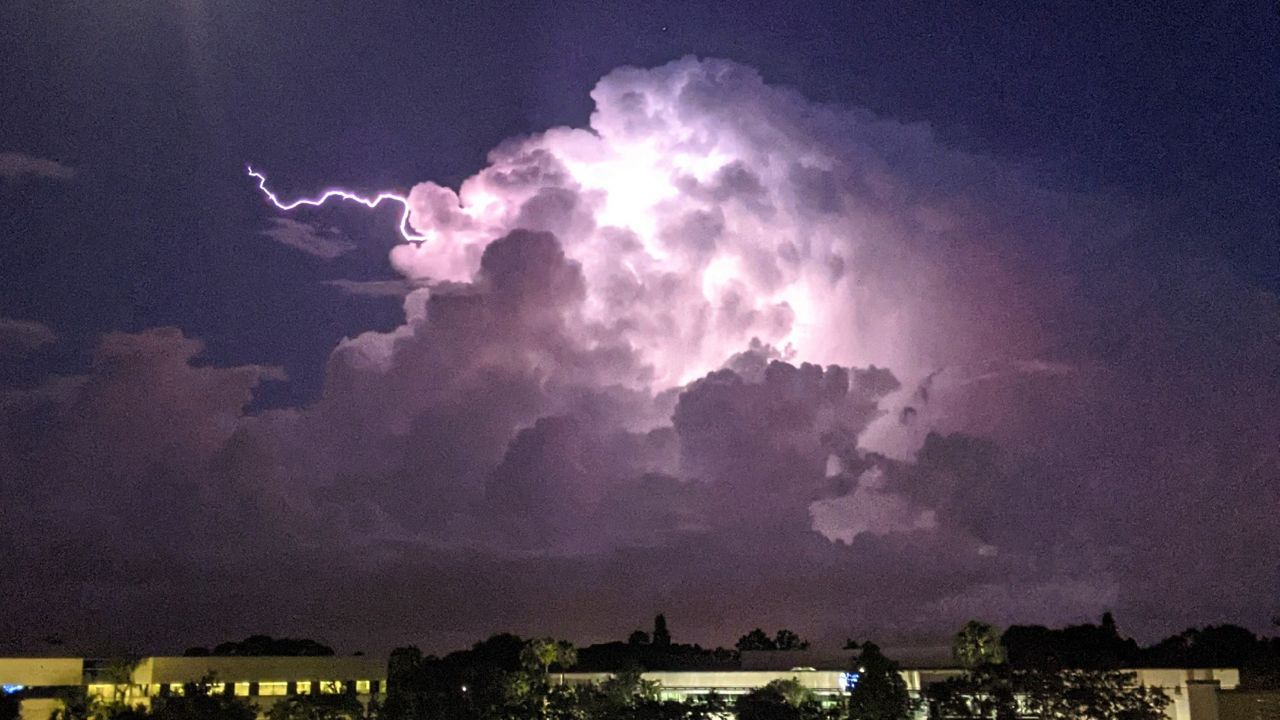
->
[[87, 680, 376, 698]]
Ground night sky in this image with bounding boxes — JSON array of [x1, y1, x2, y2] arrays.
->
[[1, 1, 1277, 656]]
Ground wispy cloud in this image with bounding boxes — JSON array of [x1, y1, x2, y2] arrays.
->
[[323, 278, 425, 297], [259, 217, 356, 259], [0, 317, 57, 357], [0, 152, 75, 184]]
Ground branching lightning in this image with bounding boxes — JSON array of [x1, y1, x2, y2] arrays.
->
[[247, 166, 430, 242]]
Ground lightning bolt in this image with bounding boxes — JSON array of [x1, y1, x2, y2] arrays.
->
[[247, 166, 430, 243]]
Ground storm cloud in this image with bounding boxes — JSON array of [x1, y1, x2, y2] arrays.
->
[[2, 58, 1276, 655]]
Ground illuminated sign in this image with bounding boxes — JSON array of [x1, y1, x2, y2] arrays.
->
[[839, 672, 861, 691]]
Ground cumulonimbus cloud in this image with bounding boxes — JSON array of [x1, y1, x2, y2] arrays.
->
[[2, 58, 1276, 653]]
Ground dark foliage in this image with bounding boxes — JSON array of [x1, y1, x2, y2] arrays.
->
[[1002, 622, 1139, 669], [185, 635, 335, 657], [574, 641, 738, 672], [575, 619, 736, 671], [847, 643, 915, 720], [926, 665, 1169, 720], [652, 615, 672, 649], [999, 616, 1280, 688], [265, 692, 367, 720], [735, 629, 811, 652], [735, 680, 837, 720]]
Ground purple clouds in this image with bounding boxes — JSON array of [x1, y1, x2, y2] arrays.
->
[[2, 58, 1276, 655]]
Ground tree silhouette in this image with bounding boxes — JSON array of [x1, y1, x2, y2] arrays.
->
[[652, 615, 671, 648], [952, 620, 1006, 668], [847, 643, 915, 720]]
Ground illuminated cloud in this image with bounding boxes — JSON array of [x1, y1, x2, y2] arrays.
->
[[4, 58, 1277, 652], [259, 217, 356, 259]]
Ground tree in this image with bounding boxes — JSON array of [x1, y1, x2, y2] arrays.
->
[[952, 620, 1006, 668], [926, 666, 1020, 720], [652, 615, 671, 648], [773, 630, 810, 651], [521, 638, 579, 676], [100, 658, 142, 706], [209, 635, 335, 657], [736, 629, 777, 652], [926, 665, 1169, 720], [265, 693, 364, 720], [735, 680, 835, 720], [48, 688, 95, 720], [1002, 617, 1139, 669], [846, 643, 914, 720], [628, 630, 651, 646], [599, 668, 659, 705], [149, 676, 258, 720]]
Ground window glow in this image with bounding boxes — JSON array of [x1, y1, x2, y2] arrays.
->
[[295, 681, 311, 695], [355, 680, 371, 694], [258, 682, 287, 696], [320, 681, 343, 695], [234, 682, 251, 697]]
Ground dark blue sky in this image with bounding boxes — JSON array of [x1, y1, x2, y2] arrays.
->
[[3, 0, 1275, 404]]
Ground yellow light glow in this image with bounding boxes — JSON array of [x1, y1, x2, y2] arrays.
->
[[258, 681, 287, 696]]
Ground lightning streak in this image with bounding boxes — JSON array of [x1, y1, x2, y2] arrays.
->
[[247, 166, 430, 243]]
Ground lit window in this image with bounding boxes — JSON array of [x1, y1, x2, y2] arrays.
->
[[295, 681, 311, 695], [169, 684, 185, 696], [88, 684, 114, 698], [355, 680, 370, 694], [320, 681, 343, 695], [234, 682, 251, 697], [204, 683, 225, 696], [258, 682, 287, 697]]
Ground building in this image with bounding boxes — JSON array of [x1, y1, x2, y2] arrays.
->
[[0, 654, 1260, 720], [1, 655, 386, 720], [556, 667, 1244, 720]]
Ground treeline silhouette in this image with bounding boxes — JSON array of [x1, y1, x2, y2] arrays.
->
[[998, 613, 1280, 688], [183, 635, 335, 657]]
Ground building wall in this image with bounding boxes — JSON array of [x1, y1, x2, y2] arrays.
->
[[559, 667, 1242, 720], [1, 655, 386, 720], [0, 658, 87, 720], [0, 657, 84, 686], [1218, 689, 1280, 720]]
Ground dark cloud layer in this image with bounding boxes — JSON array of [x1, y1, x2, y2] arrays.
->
[[1, 59, 1276, 656]]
